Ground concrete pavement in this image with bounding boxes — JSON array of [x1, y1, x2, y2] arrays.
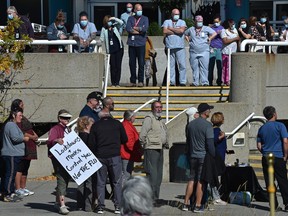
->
[[0, 180, 286, 216]]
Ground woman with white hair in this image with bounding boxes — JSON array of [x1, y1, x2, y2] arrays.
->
[[120, 176, 153, 216], [121, 110, 142, 184]]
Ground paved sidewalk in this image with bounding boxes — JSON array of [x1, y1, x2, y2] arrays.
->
[[0, 180, 286, 216]]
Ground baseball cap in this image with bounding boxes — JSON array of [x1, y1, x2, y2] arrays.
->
[[197, 103, 214, 113], [58, 109, 72, 118], [87, 91, 103, 101]]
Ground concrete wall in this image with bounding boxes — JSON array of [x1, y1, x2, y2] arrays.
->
[[4, 53, 104, 123], [231, 53, 288, 119]]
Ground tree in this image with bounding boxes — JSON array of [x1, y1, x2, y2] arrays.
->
[[151, 0, 189, 19], [0, 17, 31, 120]]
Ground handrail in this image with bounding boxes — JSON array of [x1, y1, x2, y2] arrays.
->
[[37, 117, 79, 144], [119, 98, 157, 122], [165, 108, 188, 125], [103, 54, 110, 97], [240, 39, 288, 53], [225, 112, 255, 138], [166, 48, 170, 123], [225, 112, 267, 139], [0, 39, 102, 53], [37, 99, 157, 143]]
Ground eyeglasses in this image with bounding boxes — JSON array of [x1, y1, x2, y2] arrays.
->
[[60, 117, 71, 120]]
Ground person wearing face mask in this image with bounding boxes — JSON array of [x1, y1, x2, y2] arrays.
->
[[220, 19, 240, 86], [47, 11, 68, 53], [100, 15, 124, 87], [126, 4, 149, 87], [185, 15, 217, 86], [237, 18, 251, 52], [208, 14, 224, 86], [139, 101, 168, 202], [162, 8, 187, 86], [72, 11, 97, 53], [120, 3, 134, 35], [258, 13, 275, 53], [278, 17, 288, 53], [6, 6, 34, 52]]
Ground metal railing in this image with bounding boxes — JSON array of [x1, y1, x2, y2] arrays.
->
[[103, 54, 110, 97], [37, 98, 157, 143], [240, 39, 288, 53], [166, 48, 171, 123], [0, 39, 102, 53], [225, 112, 266, 139]]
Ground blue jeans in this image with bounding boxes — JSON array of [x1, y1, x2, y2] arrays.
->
[[128, 45, 145, 83], [2, 156, 22, 195]]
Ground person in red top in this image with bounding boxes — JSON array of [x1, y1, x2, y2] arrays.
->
[[121, 110, 142, 183]]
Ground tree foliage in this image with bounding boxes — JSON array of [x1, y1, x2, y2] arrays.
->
[[150, 0, 189, 19], [0, 17, 31, 119]]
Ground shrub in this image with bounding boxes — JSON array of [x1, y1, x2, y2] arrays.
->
[[148, 22, 163, 36]]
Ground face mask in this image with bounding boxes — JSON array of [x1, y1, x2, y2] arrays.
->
[[173, 15, 179, 21], [80, 20, 88, 27], [107, 21, 113, 27], [57, 24, 64, 29], [230, 24, 235, 30], [260, 18, 267, 23], [214, 22, 220, 27], [196, 22, 203, 28], [127, 8, 132, 13], [8, 14, 13, 20], [240, 24, 247, 29], [136, 11, 142, 17]]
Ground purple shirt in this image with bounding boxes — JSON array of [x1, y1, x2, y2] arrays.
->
[[210, 25, 224, 49]]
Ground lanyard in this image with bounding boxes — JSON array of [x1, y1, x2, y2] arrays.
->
[[134, 17, 141, 27]]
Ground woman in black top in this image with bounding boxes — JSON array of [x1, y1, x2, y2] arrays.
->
[[76, 116, 95, 212], [238, 18, 251, 52]]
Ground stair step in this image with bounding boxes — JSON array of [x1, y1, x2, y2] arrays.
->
[[114, 100, 228, 104], [249, 163, 262, 169], [108, 86, 230, 90], [114, 107, 185, 111], [248, 155, 262, 160], [108, 93, 229, 97], [113, 115, 174, 119]]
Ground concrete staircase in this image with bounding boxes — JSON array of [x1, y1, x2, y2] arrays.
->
[[248, 150, 264, 180], [108, 85, 230, 130]]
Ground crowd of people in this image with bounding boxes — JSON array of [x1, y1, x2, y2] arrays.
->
[[1, 92, 288, 214], [5, 5, 288, 88]]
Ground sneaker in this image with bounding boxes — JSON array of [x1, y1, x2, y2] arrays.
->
[[138, 82, 144, 87], [114, 206, 120, 214], [193, 206, 204, 213], [4, 193, 22, 202], [15, 189, 29, 197], [59, 205, 69, 215], [182, 204, 189, 211], [213, 199, 227, 205], [126, 83, 136, 87], [284, 205, 288, 212], [96, 207, 104, 214], [23, 188, 34, 196]]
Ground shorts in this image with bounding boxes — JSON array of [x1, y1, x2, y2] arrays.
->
[[17, 159, 31, 176], [189, 157, 204, 181]]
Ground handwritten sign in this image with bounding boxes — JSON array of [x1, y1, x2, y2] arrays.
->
[[50, 131, 102, 185]]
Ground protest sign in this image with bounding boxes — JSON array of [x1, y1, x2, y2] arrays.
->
[[50, 131, 102, 185]]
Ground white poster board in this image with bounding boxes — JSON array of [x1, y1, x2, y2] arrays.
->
[[50, 131, 102, 185]]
